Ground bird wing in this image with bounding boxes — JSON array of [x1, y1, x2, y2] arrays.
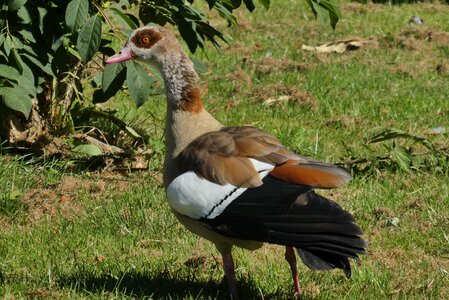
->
[[178, 126, 351, 189], [167, 126, 351, 220]]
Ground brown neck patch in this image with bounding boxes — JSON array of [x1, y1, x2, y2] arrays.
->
[[131, 29, 162, 49], [180, 86, 203, 113]]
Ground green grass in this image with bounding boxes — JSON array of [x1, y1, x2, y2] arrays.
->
[[1, 1, 449, 299]]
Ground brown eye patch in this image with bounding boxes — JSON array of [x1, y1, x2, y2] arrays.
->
[[131, 29, 162, 49]]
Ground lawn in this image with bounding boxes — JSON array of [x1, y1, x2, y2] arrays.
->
[[1, 0, 449, 299]]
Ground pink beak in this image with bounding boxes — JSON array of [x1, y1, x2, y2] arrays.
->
[[105, 45, 133, 64]]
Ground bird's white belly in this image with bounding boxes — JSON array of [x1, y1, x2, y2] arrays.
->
[[166, 159, 274, 219]]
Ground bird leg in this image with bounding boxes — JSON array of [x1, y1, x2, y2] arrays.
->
[[285, 246, 301, 295], [222, 252, 239, 299]]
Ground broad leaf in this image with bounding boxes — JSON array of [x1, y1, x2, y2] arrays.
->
[[93, 62, 126, 104], [72, 144, 103, 156], [125, 126, 142, 139], [318, 0, 341, 30], [8, 0, 27, 11], [178, 19, 198, 53], [0, 65, 21, 81], [10, 48, 23, 74], [126, 61, 154, 107], [102, 62, 126, 92], [65, 0, 89, 33], [109, 7, 138, 29], [0, 86, 32, 119], [306, 0, 340, 30], [243, 0, 256, 11], [17, 5, 32, 23], [367, 128, 436, 151], [21, 52, 53, 76], [3, 36, 12, 56], [77, 15, 102, 63], [0, 34, 5, 47], [390, 146, 412, 171], [17, 57, 37, 95], [37, 7, 47, 34]]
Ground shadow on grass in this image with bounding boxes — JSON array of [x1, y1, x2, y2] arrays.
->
[[57, 270, 320, 299], [57, 270, 264, 299]]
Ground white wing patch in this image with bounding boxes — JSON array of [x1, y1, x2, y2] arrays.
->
[[167, 159, 274, 219]]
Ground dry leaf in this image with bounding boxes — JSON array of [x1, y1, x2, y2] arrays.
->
[[302, 38, 375, 54]]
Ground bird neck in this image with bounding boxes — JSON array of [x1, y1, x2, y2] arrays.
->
[[160, 51, 222, 187], [160, 52, 203, 113]]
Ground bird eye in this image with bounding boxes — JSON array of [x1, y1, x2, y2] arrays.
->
[[142, 36, 150, 44]]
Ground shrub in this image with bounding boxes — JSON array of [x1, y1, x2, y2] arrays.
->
[[0, 0, 340, 155]]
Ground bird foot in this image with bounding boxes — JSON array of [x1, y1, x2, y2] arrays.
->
[[285, 246, 302, 296], [222, 253, 239, 299]]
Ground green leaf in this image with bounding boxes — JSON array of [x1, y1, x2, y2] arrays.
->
[[10, 48, 23, 74], [319, 0, 341, 30], [18, 29, 36, 43], [72, 144, 103, 156], [109, 7, 138, 29], [367, 128, 436, 151], [0, 86, 32, 118], [21, 52, 53, 76], [77, 15, 102, 63], [177, 19, 198, 53], [8, 0, 27, 11], [308, 0, 340, 30], [126, 61, 154, 107], [37, 7, 48, 34], [390, 146, 412, 171], [17, 5, 32, 23], [257, 0, 270, 9], [125, 126, 142, 139], [17, 57, 37, 95], [0, 34, 5, 47], [93, 62, 126, 104], [243, 0, 255, 11], [65, 0, 89, 33], [102, 61, 126, 92], [0, 64, 21, 81], [3, 35, 12, 56]]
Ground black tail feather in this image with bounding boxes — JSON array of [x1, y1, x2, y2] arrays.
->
[[298, 248, 352, 278], [204, 175, 368, 277]]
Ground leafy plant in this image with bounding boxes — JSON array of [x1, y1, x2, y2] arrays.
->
[[342, 128, 449, 174], [0, 0, 341, 155]]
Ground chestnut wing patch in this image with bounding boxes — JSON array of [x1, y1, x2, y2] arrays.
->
[[269, 159, 352, 188], [178, 126, 291, 188], [178, 126, 352, 189]]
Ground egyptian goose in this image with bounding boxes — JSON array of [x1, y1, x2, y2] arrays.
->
[[106, 26, 367, 298]]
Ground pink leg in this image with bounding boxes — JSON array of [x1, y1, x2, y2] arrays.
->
[[222, 252, 239, 299], [285, 246, 301, 295]]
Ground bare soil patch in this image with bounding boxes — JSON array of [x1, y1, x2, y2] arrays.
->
[[19, 173, 138, 225], [21, 188, 82, 223]]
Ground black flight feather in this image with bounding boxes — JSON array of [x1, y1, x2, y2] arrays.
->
[[201, 175, 367, 278]]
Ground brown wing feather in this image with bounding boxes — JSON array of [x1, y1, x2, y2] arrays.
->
[[178, 126, 351, 189], [269, 159, 352, 188]]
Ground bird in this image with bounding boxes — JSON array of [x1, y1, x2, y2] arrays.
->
[[106, 26, 367, 299]]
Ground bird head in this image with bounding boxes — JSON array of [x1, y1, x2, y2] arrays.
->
[[105, 26, 181, 65]]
